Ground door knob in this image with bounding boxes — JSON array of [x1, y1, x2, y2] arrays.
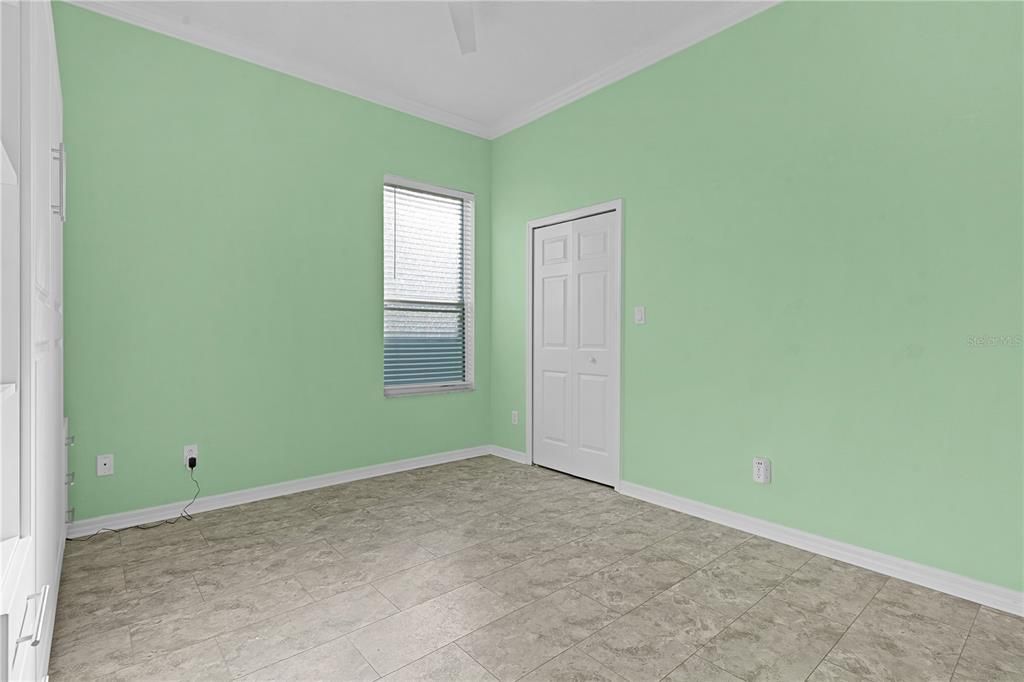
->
[[588, 356, 597, 364]]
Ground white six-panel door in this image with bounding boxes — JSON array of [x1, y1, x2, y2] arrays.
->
[[531, 206, 620, 486]]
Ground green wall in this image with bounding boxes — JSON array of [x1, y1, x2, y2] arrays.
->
[[56, 2, 1023, 592], [54, 4, 492, 520], [489, 2, 1023, 591]]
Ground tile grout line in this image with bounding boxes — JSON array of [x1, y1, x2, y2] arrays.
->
[[682, 546, 818, 676], [653, 544, 817, 682], [453, 640, 501, 680], [67, 460, 988, 682], [459, 516, 768, 678], [799, 575, 891, 681], [368, 582, 402, 613], [948, 604, 982, 681]]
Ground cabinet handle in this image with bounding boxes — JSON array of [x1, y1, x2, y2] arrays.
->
[[15, 585, 49, 648], [50, 144, 65, 223], [31, 585, 49, 647]]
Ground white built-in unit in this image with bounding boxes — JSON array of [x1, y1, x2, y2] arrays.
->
[[1, 1, 66, 679]]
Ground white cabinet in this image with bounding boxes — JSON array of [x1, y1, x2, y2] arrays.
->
[[1, 2, 65, 680]]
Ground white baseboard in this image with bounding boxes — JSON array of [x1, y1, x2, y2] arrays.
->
[[68, 444, 520, 538], [488, 446, 530, 465], [617, 481, 1024, 617]]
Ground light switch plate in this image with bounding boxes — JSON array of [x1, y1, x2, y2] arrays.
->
[[634, 306, 646, 324]]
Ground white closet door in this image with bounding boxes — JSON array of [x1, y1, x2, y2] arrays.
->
[[532, 210, 620, 486], [532, 222, 573, 468]]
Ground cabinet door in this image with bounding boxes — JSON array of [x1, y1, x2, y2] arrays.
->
[[1, 2, 39, 681], [29, 0, 64, 673]]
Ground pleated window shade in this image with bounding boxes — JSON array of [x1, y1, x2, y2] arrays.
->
[[383, 179, 474, 395]]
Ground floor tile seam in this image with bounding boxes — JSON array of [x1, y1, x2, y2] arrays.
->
[[686, 654, 743, 681], [689, 550, 827, 676], [369, 553, 512, 609], [367, 582, 402, 613], [488, 586, 623, 682], [554, 573, 724, 663], [327, 535, 439, 568], [208, 585, 397, 677], [451, 640, 500, 681], [760, 560, 862, 632], [341, 581, 505, 663], [209, 632, 233, 679], [443, 580, 578, 654], [224, 629, 369, 681], [188, 548, 350, 603], [869, 589, 984, 638], [113, 574, 319, 645], [948, 602, 982, 682], [578, 648, 630, 682], [798, 574, 891, 681]]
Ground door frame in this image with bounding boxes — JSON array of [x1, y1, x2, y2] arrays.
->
[[525, 199, 623, 486]]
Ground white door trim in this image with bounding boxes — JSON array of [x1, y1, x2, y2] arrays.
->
[[525, 199, 623, 485]]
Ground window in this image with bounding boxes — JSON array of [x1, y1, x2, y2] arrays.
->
[[383, 176, 473, 396]]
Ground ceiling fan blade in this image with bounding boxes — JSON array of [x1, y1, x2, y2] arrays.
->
[[447, 2, 477, 55]]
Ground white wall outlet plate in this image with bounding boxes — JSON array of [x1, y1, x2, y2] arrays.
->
[[634, 305, 646, 325], [511, 410, 519, 425], [753, 457, 771, 484], [96, 454, 114, 477], [184, 444, 199, 468]]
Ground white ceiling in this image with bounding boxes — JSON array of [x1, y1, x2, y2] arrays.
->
[[74, 1, 774, 138]]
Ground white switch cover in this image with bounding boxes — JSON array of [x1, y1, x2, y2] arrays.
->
[[634, 306, 646, 325], [511, 410, 519, 425], [96, 454, 114, 477], [753, 457, 771, 484]]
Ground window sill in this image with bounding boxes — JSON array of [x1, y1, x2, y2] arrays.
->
[[384, 383, 474, 398]]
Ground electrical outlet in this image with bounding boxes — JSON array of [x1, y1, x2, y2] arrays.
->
[[184, 444, 199, 468], [96, 454, 114, 477], [753, 457, 771, 484], [511, 410, 519, 425]]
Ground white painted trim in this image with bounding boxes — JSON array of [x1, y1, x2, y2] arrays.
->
[[1, 140, 16, 185], [526, 200, 623, 486], [617, 480, 1024, 617], [39, 536, 64, 677], [487, 446, 529, 465], [487, 2, 778, 138], [69, 445, 475, 537], [67, 445, 529, 538], [67, 1, 777, 140]]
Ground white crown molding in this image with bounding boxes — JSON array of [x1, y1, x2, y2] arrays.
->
[[487, 1, 778, 138], [68, 0, 493, 138], [617, 480, 1024, 617], [67, 444, 526, 538], [68, 1, 777, 140]]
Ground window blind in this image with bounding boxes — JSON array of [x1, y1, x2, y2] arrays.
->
[[383, 181, 473, 395]]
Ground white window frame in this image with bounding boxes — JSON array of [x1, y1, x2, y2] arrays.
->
[[383, 174, 474, 397]]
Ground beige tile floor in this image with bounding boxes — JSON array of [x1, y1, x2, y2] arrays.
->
[[52, 455, 1022, 681]]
